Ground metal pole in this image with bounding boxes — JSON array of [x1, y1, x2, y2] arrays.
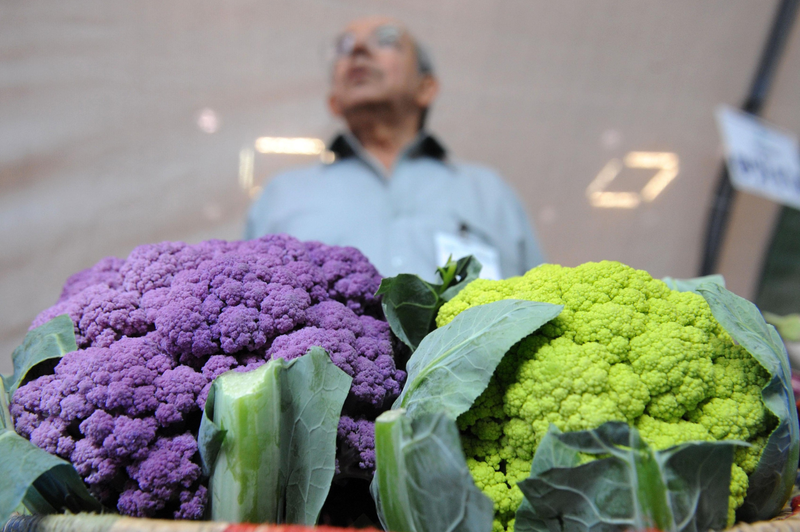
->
[[698, 0, 799, 276]]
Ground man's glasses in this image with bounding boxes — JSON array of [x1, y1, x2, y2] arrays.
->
[[333, 25, 404, 60]]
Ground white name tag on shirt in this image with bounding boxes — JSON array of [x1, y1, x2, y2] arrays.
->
[[435, 232, 502, 280]]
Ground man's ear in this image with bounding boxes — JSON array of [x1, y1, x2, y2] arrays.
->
[[415, 75, 439, 108], [328, 93, 343, 118]]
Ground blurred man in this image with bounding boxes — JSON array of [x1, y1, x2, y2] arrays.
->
[[245, 16, 544, 280]]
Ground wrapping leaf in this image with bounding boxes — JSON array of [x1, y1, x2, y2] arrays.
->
[[0, 428, 104, 527], [0, 316, 100, 528], [3, 315, 77, 396], [371, 409, 493, 532], [393, 299, 562, 420], [695, 283, 800, 521], [376, 274, 440, 351], [515, 423, 739, 532], [661, 274, 725, 294], [1, 378, 12, 430], [197, 384, 225, 478], [439, 256, 484, 301], [199, 347, 352, 524], [377, 256, 482, 351], [763, 312, 800, 343]]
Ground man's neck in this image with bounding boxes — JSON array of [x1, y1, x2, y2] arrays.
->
[[345, 106, 420, 173]]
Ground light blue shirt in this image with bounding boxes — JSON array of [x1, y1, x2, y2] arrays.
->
[[245, 132, 545, 281]]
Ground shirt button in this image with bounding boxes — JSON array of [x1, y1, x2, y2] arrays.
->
[[392, 256, 403, 268]]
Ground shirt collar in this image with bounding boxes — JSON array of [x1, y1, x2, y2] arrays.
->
[[328, 131, 448, 164]]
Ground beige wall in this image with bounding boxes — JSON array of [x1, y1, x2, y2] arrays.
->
[[2, 1, 798, 373]]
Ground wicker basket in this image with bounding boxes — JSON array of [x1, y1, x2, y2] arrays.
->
[[1, 515, 382, 532], [4, 495, 800, 532]]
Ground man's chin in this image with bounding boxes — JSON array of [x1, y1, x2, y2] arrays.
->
[[338, 92, 392, 113]]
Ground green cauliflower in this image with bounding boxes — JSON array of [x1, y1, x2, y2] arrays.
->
[[436, 261, 774, 532]]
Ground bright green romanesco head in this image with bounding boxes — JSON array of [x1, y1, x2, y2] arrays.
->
[[436, 261, 774, 532]]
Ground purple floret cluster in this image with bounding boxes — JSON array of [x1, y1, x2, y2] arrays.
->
[[11, 234, 405, 519]]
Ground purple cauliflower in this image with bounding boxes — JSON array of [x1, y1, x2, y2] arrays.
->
[[59, 256, 125, 303], [11, 234, 405, 519], [337, 416, 377, 472]]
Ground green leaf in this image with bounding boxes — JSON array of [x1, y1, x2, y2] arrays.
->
[[371, 411, 415, 532], [514, 424, 584, 532], [763, 312, 800, 343], [660, 441, 741, 531], [12, 502, 31, 516], [281, 347, 352, 525], [394, 299, 563, 420], [515, 423, 738, 532], [371, 409, 493, 532], [440, 255, 483, 302], [696, 283, 800, 522], [662, 274, 726, 294], [208, 360, 282, 524], [205, 347, 352, 524], [3, 315, 77, 397], [376, 256, 483, 351], [0, 428, 104, 527], [377, 274, 441, 351], [197, 383, 225, 478], [1, 378, 13, 431], [528, 422, 675, 532]]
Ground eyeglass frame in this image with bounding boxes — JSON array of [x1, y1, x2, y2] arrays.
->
[[329, 24, 434, 77], [332, 24, 406, 59]]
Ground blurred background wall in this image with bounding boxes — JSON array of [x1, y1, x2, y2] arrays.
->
[[2, 0, 799, 373]]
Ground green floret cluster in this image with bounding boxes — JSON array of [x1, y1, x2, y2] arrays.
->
[[436, 261, 774, 532]]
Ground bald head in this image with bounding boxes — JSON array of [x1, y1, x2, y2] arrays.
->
[[328, 17, 438, 130]]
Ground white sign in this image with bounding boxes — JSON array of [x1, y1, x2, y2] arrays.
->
[[716, 105, 800, 209], [434, 232, 502, 280]]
